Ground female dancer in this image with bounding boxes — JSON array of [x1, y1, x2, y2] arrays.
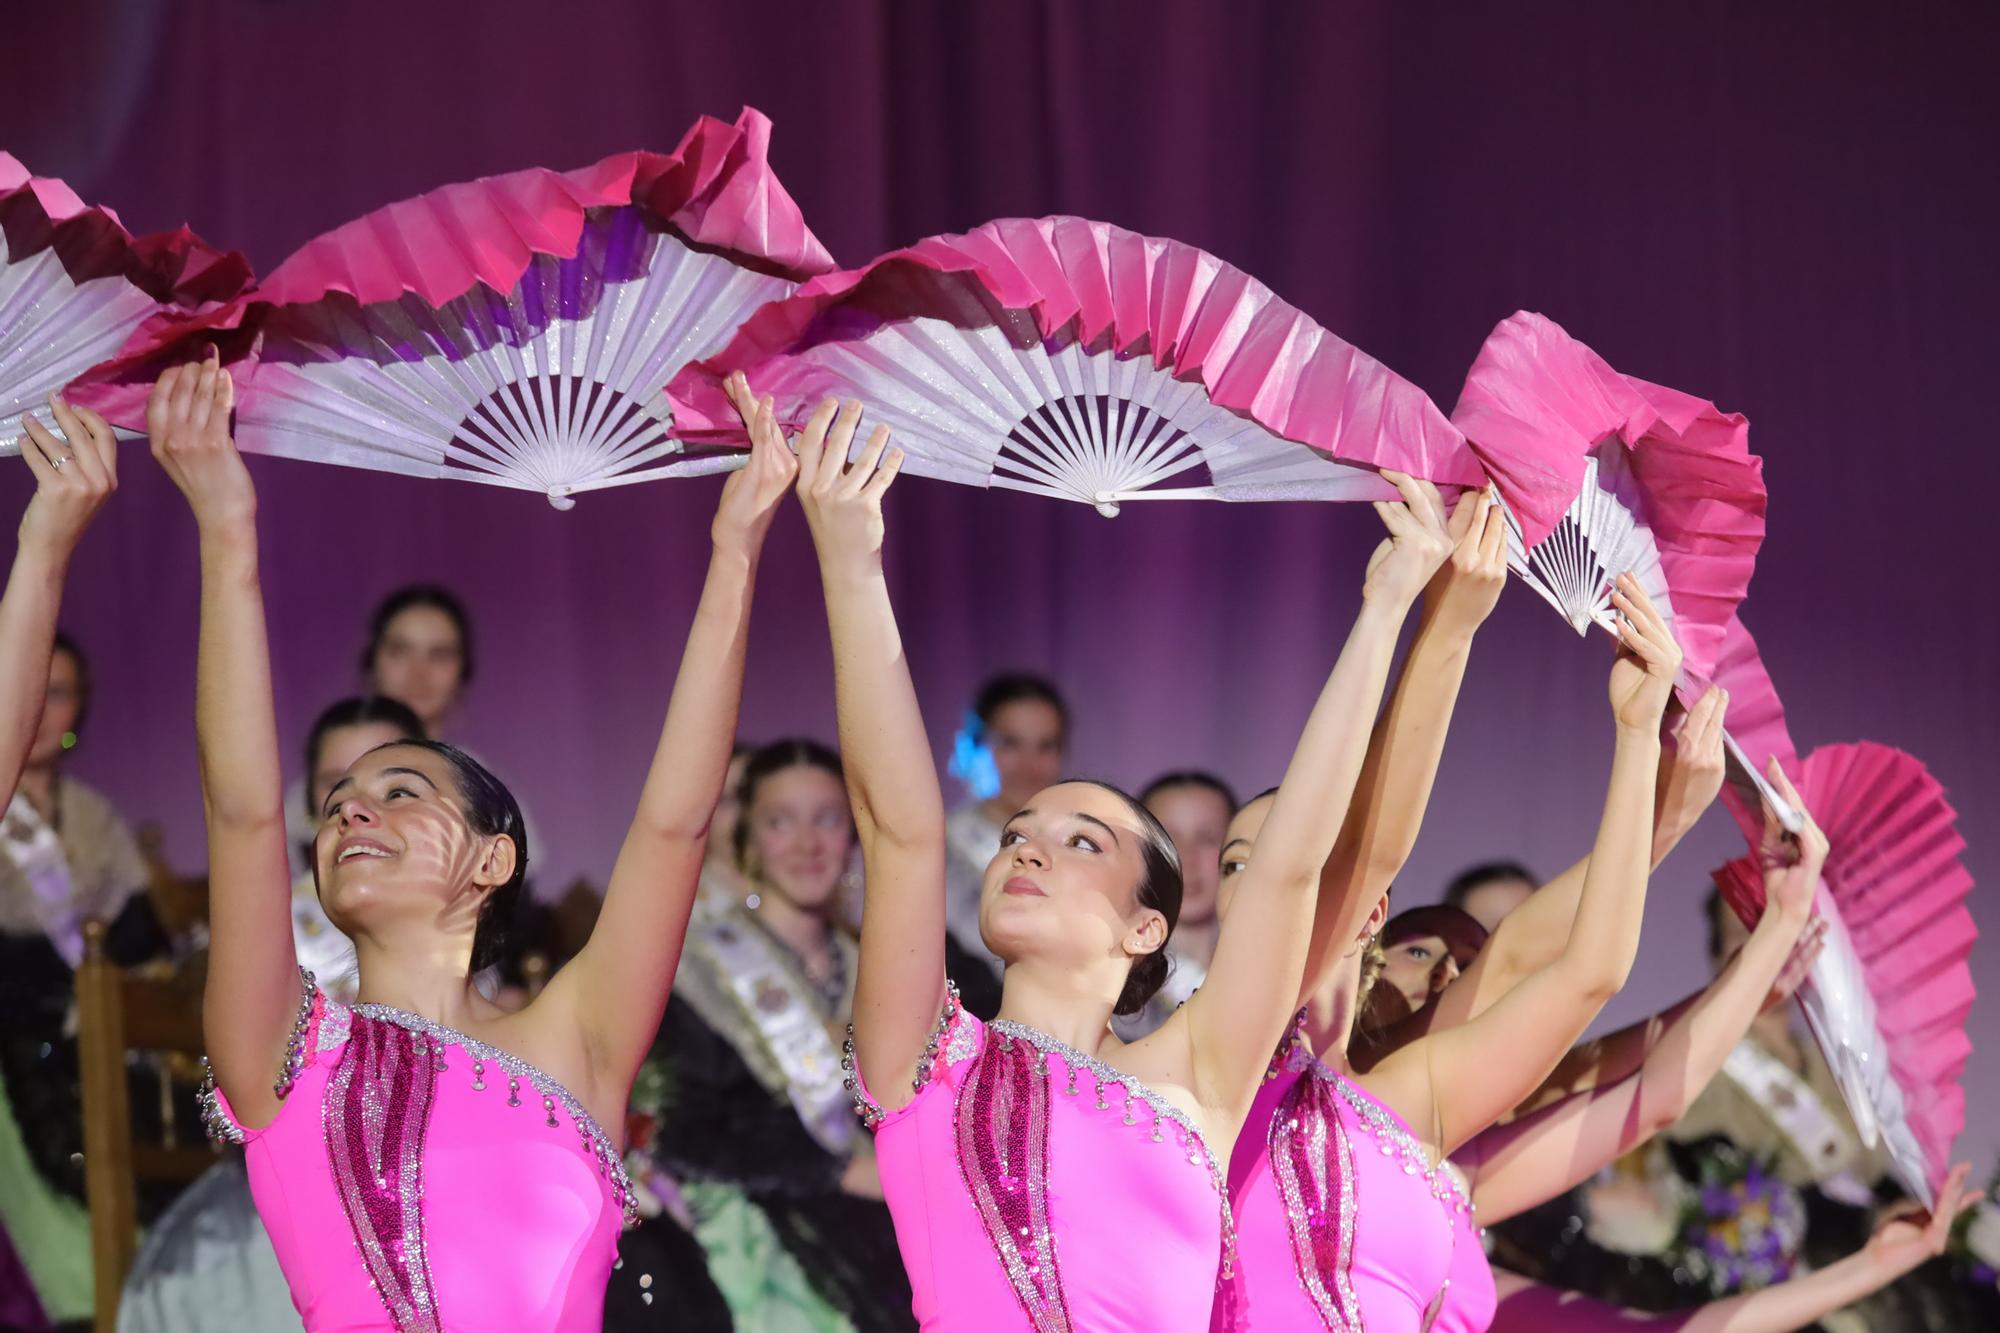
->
[[803, 395, 1452, 1330], [165, 360, 794, 1332], [1213, 490, 1685, 1331]]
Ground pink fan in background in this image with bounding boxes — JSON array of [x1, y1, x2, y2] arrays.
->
[[1450, 311, 1784, 815], [667, 215, 1484, 515], [2, 152, 249, 445], [74, 108, 832, 508], [1713, 742, 1976, 1206]]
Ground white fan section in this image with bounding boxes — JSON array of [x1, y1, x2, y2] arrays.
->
[[1495, 447, 1800, 828], [238, 213, 789, 508], [1, 234, 158, 449], [1798, 911, 1933, 1205], [759, 312, 1385, 516]]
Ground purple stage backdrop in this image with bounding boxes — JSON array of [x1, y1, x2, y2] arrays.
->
[[3, 2, 1995, 1172]]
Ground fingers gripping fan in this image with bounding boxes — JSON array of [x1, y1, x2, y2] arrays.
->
[[667, 216, 1483, 513], [1450, 311, 1789, 820], [1713, 743, 1976, 1205], [1, 152, 249, 444], [81, 110, 834, 508]]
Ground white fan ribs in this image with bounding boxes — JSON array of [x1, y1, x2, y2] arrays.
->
[[235, 214, 790, 507], [774, 317, 1384, 514]]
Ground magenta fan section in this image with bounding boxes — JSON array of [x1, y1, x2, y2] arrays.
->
[[1450, 311, 1766, 692], [668, 215, 1482, 515], [71, 109, 834, 508], [1714, 742, 1977, 1203], [2, 151, 250, 445]]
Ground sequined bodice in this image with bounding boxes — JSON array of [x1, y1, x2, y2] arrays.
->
[[1214, 1042, 1468, 1332], [204, 974, 629, 1331], [849, 990, 1231, 1331]]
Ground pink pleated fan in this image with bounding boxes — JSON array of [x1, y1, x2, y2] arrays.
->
[[666, 215, 1484, 515], [1713, 742, 1976, 1204], [1450, 311, 1783, 812], [74, 109, 833, 508], [2, 152, 249, 446]]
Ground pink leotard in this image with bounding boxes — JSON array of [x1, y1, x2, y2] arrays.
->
[[1214, 1038, 1470, 1332], [202, 972, 631, 1331], [847, 986, 1233, 1331]]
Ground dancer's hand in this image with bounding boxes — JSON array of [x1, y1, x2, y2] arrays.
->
[[1605, 576, 1681, 736], [1760, 760, 1828, 921], [712, 372, 799, 555], [16, 395, 118, 562], [1655, 685, 1728, 845], [1863, 1163, 1981, 1280], [1362, 471, 1453, 610], [795, 397, 903, 574], [1421, 488, 1508, 634], [149, 352, 251, 532]]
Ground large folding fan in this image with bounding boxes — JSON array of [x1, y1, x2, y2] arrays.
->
[[1713, 742, 1976, 1206], [75, 109, 833, 508], [1449, 311, 1789, 821], [666, 215, 1486, 514], [2, 152, 249, 445]]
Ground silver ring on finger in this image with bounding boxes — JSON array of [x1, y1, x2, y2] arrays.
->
[[52, 454, 70, 469]]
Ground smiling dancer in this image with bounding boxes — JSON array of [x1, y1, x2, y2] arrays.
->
[[167, 361, 793, 1332]]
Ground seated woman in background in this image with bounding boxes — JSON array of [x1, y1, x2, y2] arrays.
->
[[283, 586, 475, 871], [1114, 770, 1235, 1038], [626, 739, 914, 1332]]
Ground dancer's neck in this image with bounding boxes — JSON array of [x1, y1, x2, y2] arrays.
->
[[996, 960, 1119, 1056], [352, 931, 493, 1029]]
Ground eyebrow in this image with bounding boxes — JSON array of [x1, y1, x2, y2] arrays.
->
[[1007, 808, 1125, 847], [1220, 838, 1252, 856], [322, 766, 439, 813]]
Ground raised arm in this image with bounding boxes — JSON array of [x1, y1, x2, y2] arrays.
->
[[1427, 683, 1729, 1036], [2, 399, 117, 793], [1369, 577, 1678, 1153], [556, 375, 795, 1085], [1187, 474, 1450, 1113], [1462, 777, 1828, 1221], [1488, 1165, 1976, 1332], [1295, 490, 1506, 1011], [150, 359, 300, 1129], [793, 402, 946, 1109]]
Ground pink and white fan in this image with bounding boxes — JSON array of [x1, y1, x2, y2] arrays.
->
[[1450, 311, 1788, 820], [76, 109, 832, 508], [2, 152, 249, 444], [1713, 742, 1976, 1205], [666, 215, 1484, 514]]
